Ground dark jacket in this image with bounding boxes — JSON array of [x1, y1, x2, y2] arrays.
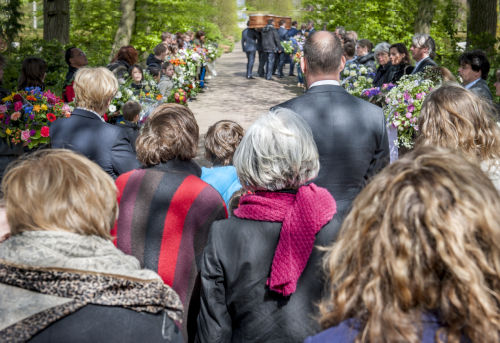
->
[[274, 85, 389, 210], [412, 56, 437, 74], [107, 60, 130, 81], [147, 53, 163, 69], [356, 52, 376, 70], [261, 24, 281, 53], [0, 139, 23, 184], [50, 108, 140, 179], [196, 213, 344, 343], [241, 28, 258, 52], [30, 305, 183, 343], [386, 63, 414, 84], [287, 27, 299, 38], [373, 63, 391, 87], [468, 78, 493, 101], [116, 120, 140, 152]]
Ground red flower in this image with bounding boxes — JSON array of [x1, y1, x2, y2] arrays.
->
[[40, 126, 50, 137], [13, 94, 22, 102], [46, 112, 57, 122]]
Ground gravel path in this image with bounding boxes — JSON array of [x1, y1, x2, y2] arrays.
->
[[190, 44, 303, 165]]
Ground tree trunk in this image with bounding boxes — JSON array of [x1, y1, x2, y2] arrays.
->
[[110, 0, 136, 60], [43, 0, 69, 44], [466, 0, 497, 50], [414, 0, 434, 34]]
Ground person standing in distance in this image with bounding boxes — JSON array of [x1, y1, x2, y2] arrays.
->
[[241, 21, 258, 79]]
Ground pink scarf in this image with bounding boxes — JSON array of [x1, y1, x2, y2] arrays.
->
[[233, 183, 336, 296]]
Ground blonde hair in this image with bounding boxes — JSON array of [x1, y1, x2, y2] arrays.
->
[[74, 67, 118, 114], [2, 149, 118, 240], [416, 83, 500, 162], [319, 146, 500, 343]]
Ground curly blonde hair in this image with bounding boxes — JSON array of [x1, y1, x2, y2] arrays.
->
[[416, 83, 500, 162], [319, 146, 500, 343]]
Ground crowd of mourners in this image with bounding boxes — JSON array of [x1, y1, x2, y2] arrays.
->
[[1, 24, 500, 343]]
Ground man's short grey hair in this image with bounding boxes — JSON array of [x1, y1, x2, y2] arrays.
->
[[412, 33, 435, 56], [233, 108, 319, 191], [374, 42, 390, 56]]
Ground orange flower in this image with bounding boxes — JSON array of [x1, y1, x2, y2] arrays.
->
[[26, 95, 36, 101], [33, 105, 41, 112], [156, 94, 163, 100]]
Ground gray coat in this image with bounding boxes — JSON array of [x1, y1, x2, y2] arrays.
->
[[261, 24, 280, 53], [468, 78, 493, 101], [274, 85, 390, 209]]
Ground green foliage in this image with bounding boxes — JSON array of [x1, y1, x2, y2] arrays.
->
[[3, 38, 66, 94], [246, 0, 294, 16], [0, 0, 24, 49]]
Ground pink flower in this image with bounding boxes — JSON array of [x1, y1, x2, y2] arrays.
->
[[14, 101, 23, 112], [403, 91, 411, 101], [40, 126, 50, 137], [0, 104, 7, 113], [411, 118, 417, 123], [414, 125, 419, 131], [415, 93, 423, 100], [407, 104, 415, 112], [405, 113, 412, 119], [21, 130, 31, 141], [394, 112, 399, 118], [10, 111, 21, 121]]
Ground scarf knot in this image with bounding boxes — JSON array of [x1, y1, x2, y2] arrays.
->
[[234, 183, 336, 296]]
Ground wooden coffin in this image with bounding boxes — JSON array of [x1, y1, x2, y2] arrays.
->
[[249, 14, 268, 29]]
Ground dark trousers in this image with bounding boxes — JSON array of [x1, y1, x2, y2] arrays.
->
[[265, 52, 275, 80], [258, 50, 267, 77], [245, 51, 256, 78], [288, 54, 295, 75], [277, 52, 286, 76]]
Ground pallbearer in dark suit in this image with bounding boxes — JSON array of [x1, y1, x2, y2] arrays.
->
[[50, 67, 140, 179], [273, 31, 389, 213], [241, 22, 258, 79]]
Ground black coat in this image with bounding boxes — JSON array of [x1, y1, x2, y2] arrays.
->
[[116, 120, 140, 152], [373, 63, 391, 87], [29, 304, 183, 343], [261, 24, 280, 53], [274, 85, 389, 210], [386, 63, 414, 84], [356, 52, 376, 70], [196, 213, 344, 343], [469, 78, 493, 101], [50, 108, 140, 179]]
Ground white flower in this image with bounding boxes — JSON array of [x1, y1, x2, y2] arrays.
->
[[350, 70, 356, 77], [126, 89, 133, 96], [108, 104, 116, 113], [115, 91, 122, 99]]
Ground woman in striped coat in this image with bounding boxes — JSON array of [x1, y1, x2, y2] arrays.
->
[[112, 104, 227, 341]]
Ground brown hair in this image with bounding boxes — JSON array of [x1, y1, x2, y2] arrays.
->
[[136, 103, 199, 166], [204, 120, 244, 166], [18, 57, 47, 90], [2, 149, 117, 240], [416, 83, 500, 162], [122, 100, 141, 122], [389, 43, 411, 65], [319, 146, 500, 343], [112, 46, 139, 67]]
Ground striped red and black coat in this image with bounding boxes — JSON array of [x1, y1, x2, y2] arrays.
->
[[112, 159, 227, 341]]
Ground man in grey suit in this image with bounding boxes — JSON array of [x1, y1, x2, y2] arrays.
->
[[410, 33, 437, 74], [458, 50, 493, 101], [273, 31, 389, 212], [241, 22, 258, 79]]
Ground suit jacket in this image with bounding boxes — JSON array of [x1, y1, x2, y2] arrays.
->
[[412, 56, 437, 74], [274, 85, 389, 208], [261, 24, 280, 52], [241, 28, 258, 52], [50, 108, 140, 179], [287, 27, 299, 38], [468, 78, 493, 101]]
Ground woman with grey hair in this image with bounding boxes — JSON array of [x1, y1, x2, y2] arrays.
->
[[373, 42, 391, 87], [196, 109, 341, 343]]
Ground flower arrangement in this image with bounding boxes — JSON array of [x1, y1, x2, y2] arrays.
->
[[341, 63, 376, 97], [281, 40, 294, 54], [360, 83, 396, 106], [0, 87, 71, 149], [168, 88, 188, 105], [383, 69, 442, 149]]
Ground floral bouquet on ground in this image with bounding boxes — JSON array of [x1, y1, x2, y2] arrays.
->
[[341, 63, 376, 97], [168, 88, 188, 105], [0, 87, 71, 149], [383, 68, 442, 149]]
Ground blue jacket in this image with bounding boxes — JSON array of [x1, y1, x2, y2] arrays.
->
[[201, 166, 241, 207], [241, 28, 258, 52], [50, 108, 140, 179], [287, 27, 299, 38]]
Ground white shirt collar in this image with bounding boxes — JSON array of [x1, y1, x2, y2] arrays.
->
[[464, 78, 481, 89], [308, 80, 340, 88], [77, 107, 105, 122]]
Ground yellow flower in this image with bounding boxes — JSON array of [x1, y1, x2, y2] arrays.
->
[[5, 128, 11, 135], [41, 104, 48, 111], [33, 105, 41, 112], [2, 94, 13, 102]]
